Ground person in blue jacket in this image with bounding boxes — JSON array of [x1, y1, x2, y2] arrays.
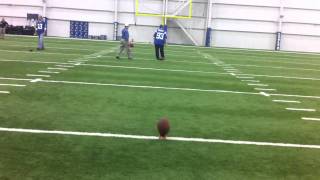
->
[[36, 16, 46, 50], [153, 25, 167, 60], [116, 23, 132, 60]]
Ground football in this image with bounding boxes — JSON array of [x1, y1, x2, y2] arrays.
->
[[157, 118, 170, 139]]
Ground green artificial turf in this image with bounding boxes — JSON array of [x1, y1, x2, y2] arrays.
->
[[0, 35, 320, 179]]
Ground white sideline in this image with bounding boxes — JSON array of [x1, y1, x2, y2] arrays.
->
[[273, 100, 300, 103], [0, 84, 26, 87], [302, 117, 320, 121], [0, 127, 320, 149], [286, 108, 316, 112], [0, 91, 10, 94]]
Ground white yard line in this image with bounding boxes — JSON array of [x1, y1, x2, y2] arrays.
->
[[272, 100, 301, 103], [82, 63, 229, 75], [41, 79, 261, 96], [0, 49, 80, 56], [226, 70, 239, 73], [48, 67, 68, 71], [242, 80, 260, 83], [0, 91, 10, 94], [255, 88, 276, 91], [260, 92, 270, 97], [30, 78, 42, 83], [270, 93, 320, 99], [38, 71, 60, 74], [55, 65, 74, 68], [72, 59, 89, 62], [1, 76, 320, 99], [2, 59, 320, 81], [227, 70, 239, 72], [68, 61, 82, 63], [0, 59, 73, 65], [0, 127, 320, 149], [286, 108, 316, 112], [26, 74, 50, 78], [240, 73, 320, 81], [230, 63, 320, 72], [248, 83, 269, 87], [302, 117, 320, 121], [236, 76, 254, 79], [0, 84, 26, 87]]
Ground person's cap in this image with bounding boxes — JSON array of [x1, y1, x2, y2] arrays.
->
[[125, 23, 129, 27]]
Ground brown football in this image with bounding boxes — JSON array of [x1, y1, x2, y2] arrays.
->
[[157, 118, 170, 139]]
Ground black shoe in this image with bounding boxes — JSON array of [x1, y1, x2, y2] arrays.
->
[[116, 56, 120, 59], [37, 48, 41, 50]]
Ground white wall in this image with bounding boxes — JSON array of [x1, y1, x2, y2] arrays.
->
[[210, 0, 320, 52], [1, 0, 320, 52]]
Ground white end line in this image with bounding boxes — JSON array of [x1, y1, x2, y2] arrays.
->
[[1, 127, 320, 149], [0, 91, 10, 94], [286, 108, 316, 112]]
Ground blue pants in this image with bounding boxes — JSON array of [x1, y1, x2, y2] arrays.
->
[[38, 34, 44, 49]]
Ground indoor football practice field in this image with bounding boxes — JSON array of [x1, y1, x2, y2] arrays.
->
[[0, 36, 320, 179]]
